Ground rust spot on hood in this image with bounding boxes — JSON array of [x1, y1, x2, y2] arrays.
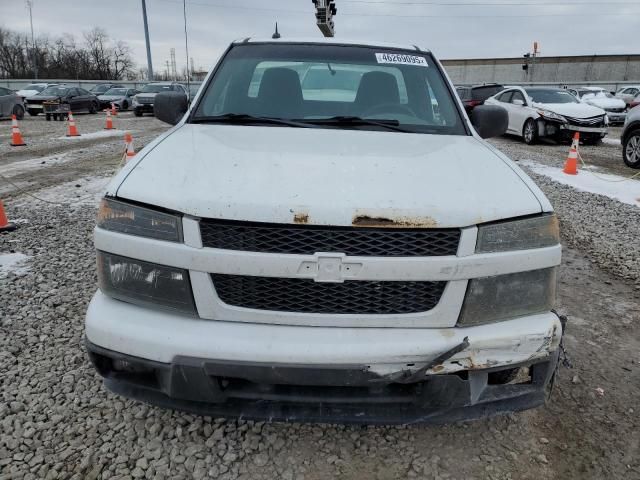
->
[[352, 215, 438, 228], [293, 212, 309, 224]]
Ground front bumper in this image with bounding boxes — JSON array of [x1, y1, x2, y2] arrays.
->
[[134, 103, 154, 113], [86, 292, 563, 424]]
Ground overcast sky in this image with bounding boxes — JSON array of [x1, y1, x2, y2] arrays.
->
[[2, 0, 638, 74]]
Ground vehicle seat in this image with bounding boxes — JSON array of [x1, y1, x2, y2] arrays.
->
[[255, 68, 303, 119], [354, 71, 400, 115]]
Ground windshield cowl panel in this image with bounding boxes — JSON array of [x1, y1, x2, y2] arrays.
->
[[191, 43, 465, 136]]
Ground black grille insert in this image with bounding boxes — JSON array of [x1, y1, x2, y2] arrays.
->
[[200, 220, 460, 257], [212, 274, 446, 314]]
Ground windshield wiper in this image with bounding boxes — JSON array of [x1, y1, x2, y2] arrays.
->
[[298, 116, 413, 133], [190, 113, 315, 128]]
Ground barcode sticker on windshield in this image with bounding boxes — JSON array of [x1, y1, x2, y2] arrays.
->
[[375, 53, 428, 67]]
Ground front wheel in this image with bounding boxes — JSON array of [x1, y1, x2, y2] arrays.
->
[[13, 104, 25, 120], [623, 129, 640, 168], [134, 109, 143, 117], [523, 119, 538, 145], [89, 102, 98, 114], [121, 100, 128, 110]]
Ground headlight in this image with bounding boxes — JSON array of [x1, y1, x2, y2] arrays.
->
[[98, 251, 196, 314], [476, 215, 559, 253], [97, 198, 182, 242], [132, 97, 139, 106], [537, 109, 566, 122], [458, 268, 557, 326]]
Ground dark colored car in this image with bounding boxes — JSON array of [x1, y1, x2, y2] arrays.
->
[[622, 106, 640, 168], [133, 82, 188, 117], [0, 87, 25, 119], [25, 85, 100, 120], [456, 83, 504, 114], [90, 83, 120, 95]]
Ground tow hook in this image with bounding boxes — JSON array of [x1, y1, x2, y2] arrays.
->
[[374, 337, 471, 384]]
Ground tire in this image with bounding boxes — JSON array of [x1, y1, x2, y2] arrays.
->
[[623, 129, 640, 168], [28, 108, 39, 116], [13, 104, 25, 120], [523, 119, 538, 145], [134, 109, 143, 117], [122, 100, 128, 110], [89, 102, 98, 114], [45, 113, 51, 121]]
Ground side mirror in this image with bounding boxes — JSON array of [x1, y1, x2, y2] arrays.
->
[[512, 99, 525, 107], [154, 91, 188, 125], [470, 105, 508, 139]]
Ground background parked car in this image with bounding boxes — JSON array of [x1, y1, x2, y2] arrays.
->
[[15, 83, 58, 102], [629, 93, 640, 110], [621, 106, 640, 168], [455, 83, 504, 114], [567, 87, 627, 124], [485, 86, 607, 145], [25, 85, 100, 119], [0, 86, 25, 119], [615, 85, 640, 108], [90, 83, 120, 95], [97, 88, 138, 110], [132, 82, 187, 117]]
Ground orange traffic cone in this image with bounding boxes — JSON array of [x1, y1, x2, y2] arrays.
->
[[10, 115, 26, 147], [66, 112, 80, 137], [0, 200, 17, 232], [124, 133, 135, 161], [104, 109, 114, 130], [563, 132, 579, 175], [111, 103, 118, 116]]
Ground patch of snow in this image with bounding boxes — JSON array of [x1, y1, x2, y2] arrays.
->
[[58, 129, 125, 141], [0, 253, 31, 278], [521, 160, 640, 207], [602, 137, 621, 146], [3, 153, 70, 178]]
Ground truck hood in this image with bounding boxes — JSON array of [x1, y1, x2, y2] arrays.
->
[[114, 125, 544, 228], [532, 102, 605, 118]]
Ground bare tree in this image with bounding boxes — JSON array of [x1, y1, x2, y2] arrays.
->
[[0, 26, 135, 79]]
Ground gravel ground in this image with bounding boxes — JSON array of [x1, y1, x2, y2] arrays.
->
[[1, 121, 640, 479], [489, 131, 640, 290]]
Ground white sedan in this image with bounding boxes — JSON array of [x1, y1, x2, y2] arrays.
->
[[567, 87, 627, 125], [485, 86, 608, 145]]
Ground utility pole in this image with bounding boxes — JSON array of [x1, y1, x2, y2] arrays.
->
[[141, 0, 154, 80], [26, 0, 37, 79]]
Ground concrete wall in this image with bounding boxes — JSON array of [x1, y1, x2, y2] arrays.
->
[[441, 54, 640, 90]]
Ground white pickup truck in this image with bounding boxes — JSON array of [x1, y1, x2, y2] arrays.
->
[[85, 38, 563, 424]]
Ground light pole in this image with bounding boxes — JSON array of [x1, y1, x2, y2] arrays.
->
[[26, 0, 37, 79], [141, 0, 154, 80]]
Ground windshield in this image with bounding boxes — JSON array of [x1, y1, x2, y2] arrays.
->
[[24, 84, 45, 92], [91, 85, 112, 93], [140, 84, 174, 93], [104, 88, 127, 96], [193, 43, 465, 135], [526, 89, 579, 104], [40, 86, 69, 96]]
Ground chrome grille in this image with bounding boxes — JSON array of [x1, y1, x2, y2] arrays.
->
[[565, 115, 606, 127]]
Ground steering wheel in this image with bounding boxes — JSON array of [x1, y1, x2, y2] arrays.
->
[[361, 102, 416, 118]]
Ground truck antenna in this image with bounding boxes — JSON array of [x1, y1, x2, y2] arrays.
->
[[272, 22, 281, 39]]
